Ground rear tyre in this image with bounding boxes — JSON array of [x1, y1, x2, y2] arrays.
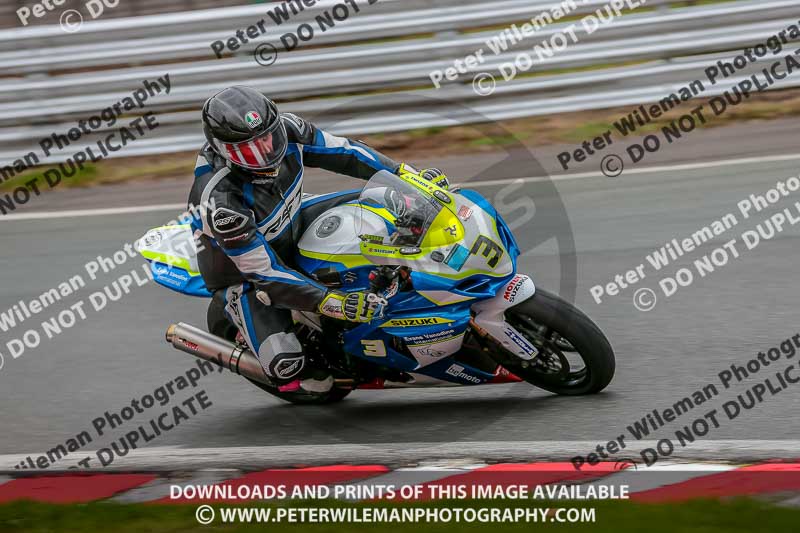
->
[[499, 289, 615, 395]]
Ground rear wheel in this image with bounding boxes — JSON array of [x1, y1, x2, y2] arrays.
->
[[498, 289, 615, 395]]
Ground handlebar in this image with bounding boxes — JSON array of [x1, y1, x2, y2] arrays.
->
[[368, 265, 400, 293]]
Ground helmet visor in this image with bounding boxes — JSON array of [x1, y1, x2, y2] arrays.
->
[[217, 122, 287, 170]]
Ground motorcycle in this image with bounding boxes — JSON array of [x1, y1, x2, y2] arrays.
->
[[136, 168, 615, 404]]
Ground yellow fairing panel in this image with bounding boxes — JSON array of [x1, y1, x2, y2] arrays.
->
[[421, 208, 463, 248]]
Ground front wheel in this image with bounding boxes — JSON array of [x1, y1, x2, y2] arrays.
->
[[498, 289, 615, 395]]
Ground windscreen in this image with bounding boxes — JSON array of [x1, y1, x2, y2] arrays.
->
[[357, 170, 444, 248]]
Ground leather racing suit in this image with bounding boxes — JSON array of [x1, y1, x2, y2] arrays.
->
[[186, 112, 399, 383]]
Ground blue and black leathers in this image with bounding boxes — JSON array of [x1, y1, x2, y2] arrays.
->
[[187, 113, 398, 382]]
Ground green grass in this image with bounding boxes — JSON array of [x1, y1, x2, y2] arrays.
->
[[0, 163, 99, 192], [0, 498, 798, 533], [0, 157, 193, 193], [468, 133, 529, 147]]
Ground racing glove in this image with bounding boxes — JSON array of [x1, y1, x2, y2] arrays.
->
[[318, 291, 387, 323], [420, 168, 449, 190], [396, 163, 449, 190]]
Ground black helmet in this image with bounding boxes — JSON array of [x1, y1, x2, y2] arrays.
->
[[202, 86, 288, 173]]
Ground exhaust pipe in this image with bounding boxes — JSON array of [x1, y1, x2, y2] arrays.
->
[[165, 322, 273, 386]]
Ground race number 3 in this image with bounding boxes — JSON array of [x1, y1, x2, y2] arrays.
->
[[361, 339, 387, 357], [470, 236, 503, 267]]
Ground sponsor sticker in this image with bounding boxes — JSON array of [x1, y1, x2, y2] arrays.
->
[[503, 274, 527, 303], [445, 364, 482, 384], [504, 326, 538, 360], [367, 246, 396, 255], [143, 230, 163, 247], [273, 356, 304, 379], [404, 328, 457, 343], [381, 317, 453, 327], [153, 264, 190, 283], [212, 208, 248, 234], [444, 244, 470, 271], [245, 111, 263, 129], [415, 346, 449, 358], [321, 301, 345, 320], [181, 339, 200, 351], [223, 232, 250, 242], [360, 234, 384, 244]]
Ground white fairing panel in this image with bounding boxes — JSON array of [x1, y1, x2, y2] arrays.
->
[[298, 204, 389, 256], [472, 274, 538, 360], [135, 225, 200, 271], [406, 333, 465, 368]]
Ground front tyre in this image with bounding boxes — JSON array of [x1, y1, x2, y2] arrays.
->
[[501, 289, 615, 395]]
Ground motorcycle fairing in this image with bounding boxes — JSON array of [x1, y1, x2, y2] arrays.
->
[[137, 170, 538, 385], [135, 225, 211, 297], [321, 172, 528, 384], [352, 175, 516, 282]]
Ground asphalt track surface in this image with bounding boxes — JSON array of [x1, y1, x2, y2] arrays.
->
[[1, 125, 800, 467]]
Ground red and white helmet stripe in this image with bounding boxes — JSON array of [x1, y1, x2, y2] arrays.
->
[[218, 132, 279, 170]]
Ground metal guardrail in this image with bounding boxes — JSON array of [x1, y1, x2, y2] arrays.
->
[[0, 0, 247, 31], [1, 0, 794, 95], [1, 0, 799, 167]]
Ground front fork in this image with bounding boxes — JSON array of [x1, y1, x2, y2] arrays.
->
[[470, 274, 539, 361]]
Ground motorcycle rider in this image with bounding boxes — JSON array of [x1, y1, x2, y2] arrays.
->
[[187, 86, 447, 394]]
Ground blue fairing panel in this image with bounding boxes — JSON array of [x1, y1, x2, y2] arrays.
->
[[416, 357, 497, 385], [149, 262, 211, 298]]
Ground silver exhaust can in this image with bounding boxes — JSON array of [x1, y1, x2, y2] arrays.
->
[[165, 322, 272, 386]]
